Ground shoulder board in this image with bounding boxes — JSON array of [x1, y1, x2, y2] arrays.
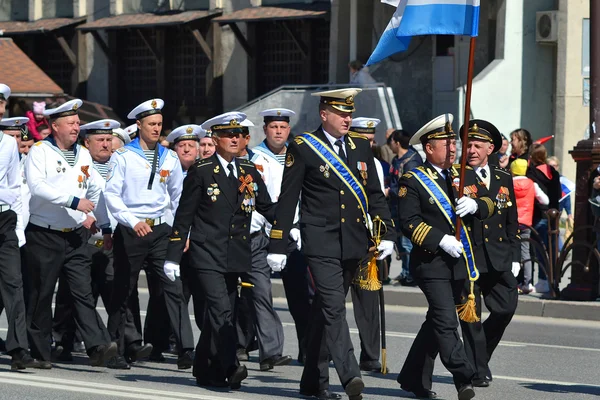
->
[[294, 137, 304, 145], [195, 159, 213, 168], [492, 166, 511, 176], [416, 166, 426, 172], [115, 147, 127, 154], [239, 159, 255, 167], [34, 141, 43, 147], [452, 163, 473, 170], [168, 149, 178, 158], [402, 173, 413, 179], [347, 132, 368, 140]]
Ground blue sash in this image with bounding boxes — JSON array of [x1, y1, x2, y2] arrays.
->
[[409, 168, 479, 281], [298, 132, 369, 227]]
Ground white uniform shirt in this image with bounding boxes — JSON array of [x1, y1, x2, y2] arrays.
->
[[87, 160, 117, 245], [25, 139, 108, 229], [0, 133, 24, 243], [19, 155, 31, 229], [104, 139, 183, 229], [251, 141, 299, 236]]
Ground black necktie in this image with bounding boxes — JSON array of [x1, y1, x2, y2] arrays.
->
[[335, 139, 347, 164], [227, 163, 237, 190], [480, 168, 487, 179]]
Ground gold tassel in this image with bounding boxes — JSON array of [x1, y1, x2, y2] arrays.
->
[[456, 281, 480, 323], [381, 348, 387, 375], [359, 257, 382, 291]]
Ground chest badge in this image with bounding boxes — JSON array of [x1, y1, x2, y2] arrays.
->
[[357, 162, 368, 185], [319, 164, 330, 178], [207, 183, 221, 202]]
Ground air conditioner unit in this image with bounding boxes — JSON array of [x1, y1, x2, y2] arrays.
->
[[536, 11, 558, 44]]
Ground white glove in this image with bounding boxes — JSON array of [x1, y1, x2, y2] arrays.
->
[[267, 253, 287, 272], [438, 234, 464, 258], [289, 228, 302, 251], [512, 262, 521, 277], [16, 229, 26, 247], [376, 240, 394, 260], [163, 261, 180, 282], [455, 196, 478, 217]]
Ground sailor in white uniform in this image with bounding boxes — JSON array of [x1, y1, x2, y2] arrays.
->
[[112, 127, 131, 152], [52, 119, 121, 361], [347, 116, 385, 372], [0, 116, 41, 370], [146, 125, 205, 359], [249, 108, 312, 364], [0, 83, 9, 119], [104, 99, 194, 370], [24, 99, 117, 368]]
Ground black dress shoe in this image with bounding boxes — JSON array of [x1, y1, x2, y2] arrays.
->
[[472, 377, 490, 387], [457, 384, 475, 400], [107, 356, 131, 370], [11, 350, 41, 370], [359, 360, 382, 372], [227, 365, 248, 390], [344, 377, 364, 399], [401, 386, 438, 399], [177, 350, 194, 369], [0, 337, 6, 353], [149, 349, 165, 362], [259, 355, 293, 371], [126, 342, 153, 363], [236, 348, 249, 362], [299, 389, 342, 399], [89, 342, 118, 367]]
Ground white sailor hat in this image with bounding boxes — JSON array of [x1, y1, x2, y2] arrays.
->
[[350, 117, 381, 134], [43, 99, 83, 119], [112, 128, 131, 145], [0, 116, 29, 136], [259, 108, 296, 123], [409, 113, 455, 146], [201, 111, 247, 135], [80, 119, 121, 136], [124, 123, 138, 139], [0, 84, 10, 101], [166, 124, 205, 144], [311, 88, 362, 113], [240, 118, 254, 135], [127, 98, 164, 120]]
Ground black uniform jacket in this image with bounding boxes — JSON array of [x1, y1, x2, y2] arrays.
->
[[397, 162, 495, 280], [471, 165, 520, 273], [166, 154, 275, 273], [269, 127, 394, 261]]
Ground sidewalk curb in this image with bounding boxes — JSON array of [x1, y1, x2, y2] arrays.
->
[[137, 272, 600, 322]]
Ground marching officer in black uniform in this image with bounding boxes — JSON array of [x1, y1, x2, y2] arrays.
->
[[396, 114, 496, 400], [461, 119, 520, 386], [163, 111, 276, 390], [267, 88, 395, 400]]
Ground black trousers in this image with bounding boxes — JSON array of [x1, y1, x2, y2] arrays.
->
[[107, 223, 193, 355], [280, 244, 312, 359], [146, 250, 205, 352], [461, 268, 518, 380], [24, 224, 110, 361], [350, 284, 380, 363], [398, 277, 475, 391], [192, 269, 239, 382], [301, 256, 361, 393], [53, 244, 114, 350], [0, 211, 29, 354]]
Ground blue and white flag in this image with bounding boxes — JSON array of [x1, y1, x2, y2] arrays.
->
[[560, 176, 575, 203], [367, 0, 480, 65]]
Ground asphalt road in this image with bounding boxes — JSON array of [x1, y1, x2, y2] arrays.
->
[[0, 290, 598, 400]]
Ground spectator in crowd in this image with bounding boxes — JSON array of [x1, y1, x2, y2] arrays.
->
[[509, 128, 532, 167], [547, 156, 574, 248], [349, 60, 377, 85], [498, 136, 510, 168], [527, 144, 561, 293], [37, 124, 51, 140], [511, 159, 549, 294], [379, 128, 396, 164], [388, 129, 423, 286], [25, 101, 50, 141]]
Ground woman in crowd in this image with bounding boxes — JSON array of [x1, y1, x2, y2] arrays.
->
[[509, 128, 532, 167]]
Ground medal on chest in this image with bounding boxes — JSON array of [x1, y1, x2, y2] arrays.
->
[[78, 165, 90, 189], [239, 174, 258, 214], [159, 169, 170, 183], [496, 186, 512, 208], [207, 183, 221, 202], [319, 164, 330, 178], [357, 162, 368, 186], [56, 160, 66, 173]]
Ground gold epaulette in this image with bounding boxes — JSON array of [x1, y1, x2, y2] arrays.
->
[[452, 163, 473, 170], [482, 197, 495, 215], [34, 141, 43, 147], [196, 159, 213, 168], [492, 166, 511, 176], [402, 173, 413, 179], [347, 132, 368, 140], [294, 137, 304, 145], [411, 222, 432, 247]]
